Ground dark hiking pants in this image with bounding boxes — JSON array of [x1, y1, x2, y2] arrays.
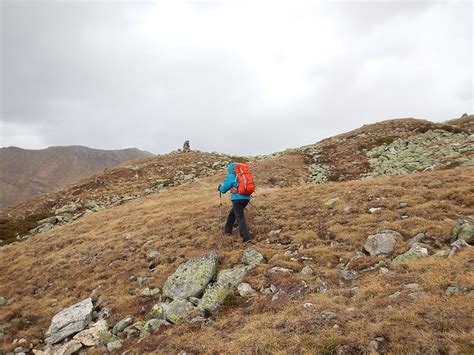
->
[[224, 199, 251, 242]]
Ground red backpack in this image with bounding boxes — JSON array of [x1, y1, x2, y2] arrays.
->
[[231, 163, 255, 195]]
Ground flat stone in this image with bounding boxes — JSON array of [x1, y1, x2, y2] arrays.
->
[[107, 340, 122, 352], [45, 298, 93, 344], [162, 252, 218, 300], [73, 319, 108, 346]]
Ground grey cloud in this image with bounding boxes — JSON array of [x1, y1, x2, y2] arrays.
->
[[1, 1, 472, 155]]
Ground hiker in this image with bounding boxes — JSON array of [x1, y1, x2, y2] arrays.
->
[[218, 162, 255, 243]]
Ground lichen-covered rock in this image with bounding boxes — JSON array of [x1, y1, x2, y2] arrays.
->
[[393, 244, 428, 261], [364, 233, 397, 256], [142, 319, 169, 335], [366, 130, 472, 176], [73, 319, 108, 346], [112, 316, 133, 335], [448, 239, 471, 258], [166, 298, 194, 324], [45, 298, 93, 344], [452, 220, 473, 244], [216, 265, 249, 287], [197, 282, 232, 314], [146, 303, 168, 321], [54, 202, 79, 214], [241, 248, 265, 267], [162, 252, 218, 300]]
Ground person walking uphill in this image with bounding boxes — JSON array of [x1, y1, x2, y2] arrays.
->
[[218, 162, 255, 243]]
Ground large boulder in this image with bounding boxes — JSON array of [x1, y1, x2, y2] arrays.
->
[[364, 232, 398, 256], [452, 220, 473, 244], [162, 252, 218, 300], [45, 298, 94, 344]]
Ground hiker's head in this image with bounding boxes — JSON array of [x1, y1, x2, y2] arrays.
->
[[228, 162, 236, 173]]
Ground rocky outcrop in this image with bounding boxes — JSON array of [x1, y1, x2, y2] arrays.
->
[[366, 129, 473, 176], [162, 253, 219, 300], [44, 298, 93, 344]]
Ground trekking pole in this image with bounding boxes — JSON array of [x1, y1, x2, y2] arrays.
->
[[248, 200, 262, 215], [219, 191, 224, 236]]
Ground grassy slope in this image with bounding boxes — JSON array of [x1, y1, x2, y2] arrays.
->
[[0, 164, 473, 353]]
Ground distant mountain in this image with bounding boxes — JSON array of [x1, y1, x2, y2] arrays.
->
[[0, 145, 153, 208]]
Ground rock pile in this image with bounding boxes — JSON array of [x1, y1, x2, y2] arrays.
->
[[366, 129, 473, 176]]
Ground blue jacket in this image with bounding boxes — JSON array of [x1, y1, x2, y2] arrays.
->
[[219, 162, 251, 200]]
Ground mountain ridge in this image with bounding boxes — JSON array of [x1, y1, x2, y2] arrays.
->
[[0, 145, 154, 209]]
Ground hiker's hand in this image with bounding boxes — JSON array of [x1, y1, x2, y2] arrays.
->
[[217, 184, 221, 192]]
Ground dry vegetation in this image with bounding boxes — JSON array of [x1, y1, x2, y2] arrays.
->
[[1, 163, 473, 353]]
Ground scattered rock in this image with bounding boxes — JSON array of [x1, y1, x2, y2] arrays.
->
[[315, 278, 328, 293], [389, 291, 401, 298], [54, 202, 78, 215], [268, 266, 293, 274], [393, 244, 428, 261], [340, 269, 359, 282], [448, 239, 470, 258], [445, 285, 466, 296], [237, 283, 255, 297], [267, 229, 282, 237], [241, 248, 265, 267], [369, 207, 381, 214], [451, 220, 473, 243], [146, 303, 168, 321], [301, 266, 314, 275], [107, 339, 122, 352], [45, 298, 94, 344], [162, 252, 218, 300], [404, 283, 420, 289], [342, 205, 353, 213], [141, 287, 160, 297], [364, 233, 397, 256], [410, 233, 425, 245], [0, 297, 5, 306], [399, 202, 408, 208], [433, 249, 450, 257], [73, 319, 108, 346], [303, 303, 314, 309], [112, 316, 134, 335], [142, 319, 169, 334], [325, 197, 340, 206], [167, 298, 194, 324], [37, 216, 58, 225], [320, 311, 337, 320], [260, 285, 278, 295], [137, 277, 153, 288]]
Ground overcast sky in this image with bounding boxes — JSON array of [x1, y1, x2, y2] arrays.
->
[[0, 0, 472, 155]]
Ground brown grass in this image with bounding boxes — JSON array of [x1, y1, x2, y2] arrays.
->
[[1, 163, 473, 353]]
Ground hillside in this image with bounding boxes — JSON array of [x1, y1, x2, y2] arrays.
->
[[0, 117, 473, 354], [0, 145, 153, 209]]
